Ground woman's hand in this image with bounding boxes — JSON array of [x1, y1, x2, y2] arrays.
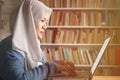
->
[[54, 60, 76, 76]]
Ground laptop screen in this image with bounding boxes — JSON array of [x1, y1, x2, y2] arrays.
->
[[90, 37, 111, 75]]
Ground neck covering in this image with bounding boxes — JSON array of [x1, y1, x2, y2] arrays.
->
[[10, 0, 53, 70]]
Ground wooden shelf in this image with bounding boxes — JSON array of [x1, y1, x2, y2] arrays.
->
[[41, 44, 120, 48], [48, 26, 120, 29], [52, 8, 120, 11]]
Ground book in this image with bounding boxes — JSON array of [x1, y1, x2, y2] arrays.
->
[[72, 48, 80, 64], [107, 48, 116, 65], [116, 48, 120, 65], [86, 49, 93, 65]]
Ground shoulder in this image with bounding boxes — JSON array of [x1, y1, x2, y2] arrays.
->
[[6, 49, 24, 61], [0, 35, 12, 50], [0, 48, 24, 63], [0, 35, 24, 62]]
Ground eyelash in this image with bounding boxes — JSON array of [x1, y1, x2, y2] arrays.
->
[[41, 20, 44, 22]]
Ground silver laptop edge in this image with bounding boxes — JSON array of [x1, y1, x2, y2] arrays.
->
[[89, 34, 113, 80]]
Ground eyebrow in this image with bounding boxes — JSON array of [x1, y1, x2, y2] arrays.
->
[[43, 18, 48, 22]]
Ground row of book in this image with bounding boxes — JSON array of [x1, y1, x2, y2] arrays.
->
[[106, 47, 120, 65], [41, 29, 120, 44], [40, 0, 117, 8], [49, 11, 120, 26], [42, 47, 120, 65]]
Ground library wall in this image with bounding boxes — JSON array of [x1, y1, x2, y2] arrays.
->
[[0, 0, 120, 41], [0, 0, 120, 76], [40, 0, 120, 76], [0, 0, 21, 41]]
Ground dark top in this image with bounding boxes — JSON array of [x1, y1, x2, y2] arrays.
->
[[0, 35, 56, 80]]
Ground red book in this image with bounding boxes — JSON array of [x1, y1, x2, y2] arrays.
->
[[116, 48, 120, 65]]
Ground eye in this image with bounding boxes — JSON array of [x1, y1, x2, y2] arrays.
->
[[41, 19, 45, 22]]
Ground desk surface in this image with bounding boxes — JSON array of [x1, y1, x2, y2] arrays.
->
[[92, 76, 120, 80], [52, 76, 120, 80]]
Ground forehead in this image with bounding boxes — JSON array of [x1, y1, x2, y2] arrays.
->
[[43, 13, 50, 20], [42, 17, 46, 20]]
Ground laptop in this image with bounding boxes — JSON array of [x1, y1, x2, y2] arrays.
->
[[52, 34, 113, 80], [89, 36, 112, 80]]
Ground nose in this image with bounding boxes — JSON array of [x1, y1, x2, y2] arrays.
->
[[42, 24, 47, 30]]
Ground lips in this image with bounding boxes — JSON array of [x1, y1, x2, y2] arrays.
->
[[40, 31, 45, 35]]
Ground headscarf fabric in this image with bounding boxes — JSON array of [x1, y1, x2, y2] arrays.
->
[[10, 0, 53, 70]]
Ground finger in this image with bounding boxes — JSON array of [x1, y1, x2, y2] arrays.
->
[[63, 64, 76, 74], [55, 60, 76, 76], [64, 60, 76, 72], [67, 64, 76, 76], [58, 60, 76, 73], [63, 66, 76, 76], [66, 61, 75, 69], [56, 63, 76, 76]]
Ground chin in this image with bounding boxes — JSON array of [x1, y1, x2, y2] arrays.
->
[[38, 36, 42, 40]]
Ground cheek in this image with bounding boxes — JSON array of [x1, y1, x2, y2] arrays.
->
[[36, 24, 43, 39], [36, 27, 39, 34], [36, 23, 42, 32]]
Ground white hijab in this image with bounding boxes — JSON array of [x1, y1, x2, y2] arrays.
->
[[10, 0, 52, 70]]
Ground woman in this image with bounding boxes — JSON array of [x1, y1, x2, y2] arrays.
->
[[0, 0, 76, 80]]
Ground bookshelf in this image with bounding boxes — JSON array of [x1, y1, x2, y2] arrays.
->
[[0, 0, 4, 29], [40, 0, 120, 76]]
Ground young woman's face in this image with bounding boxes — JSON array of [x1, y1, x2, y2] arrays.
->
[[36, 18, 48, 40]]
